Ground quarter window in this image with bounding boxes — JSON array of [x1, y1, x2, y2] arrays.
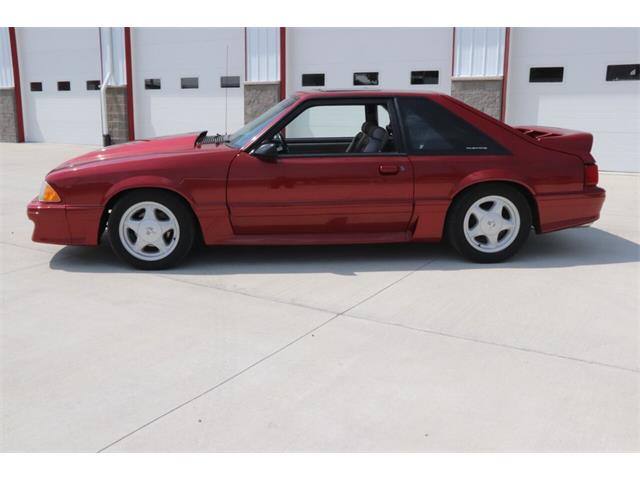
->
[[529, 67, 564, 83], [606, 64, 639, 81], [397, 96, 507, 155]]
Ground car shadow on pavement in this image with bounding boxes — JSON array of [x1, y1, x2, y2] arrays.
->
[[48, 226, 640, 276]]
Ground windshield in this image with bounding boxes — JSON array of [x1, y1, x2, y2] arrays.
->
[[228, 96, 298, 148]]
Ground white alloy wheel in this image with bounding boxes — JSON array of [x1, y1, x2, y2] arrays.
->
[[118, 201, 180, 261], [462, 195, 521, 253]]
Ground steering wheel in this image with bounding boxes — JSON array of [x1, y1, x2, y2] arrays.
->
[[273, 132, 289, 154]]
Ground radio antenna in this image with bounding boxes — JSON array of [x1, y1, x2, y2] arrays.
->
[[224, 45, 229, 135]]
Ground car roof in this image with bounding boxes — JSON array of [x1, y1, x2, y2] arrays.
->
[[292, 89, 448, 99]]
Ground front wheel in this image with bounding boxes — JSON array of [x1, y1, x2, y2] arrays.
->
[[447, 184, 532, 263], [107, 190, 195, 269]]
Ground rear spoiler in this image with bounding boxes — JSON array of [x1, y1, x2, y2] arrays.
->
[[515, 125, 594, 158]]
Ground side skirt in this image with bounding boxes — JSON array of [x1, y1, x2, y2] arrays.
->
[[214, 231, 414, 246]]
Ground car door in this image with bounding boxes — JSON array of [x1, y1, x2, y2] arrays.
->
[[227, 98, 414, 236]]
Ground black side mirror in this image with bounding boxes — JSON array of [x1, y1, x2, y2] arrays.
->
[[253, 142, 278, 162]]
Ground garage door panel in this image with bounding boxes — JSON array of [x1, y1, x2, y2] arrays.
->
[[132, 28, 245, 139], [287, 28, 453, 94], [18, 28, 102, 145], [25, 95, 102, 144]]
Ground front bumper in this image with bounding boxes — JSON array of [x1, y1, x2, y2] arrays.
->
[[27, 199, 103, 245], [537, 186, 606, 233]]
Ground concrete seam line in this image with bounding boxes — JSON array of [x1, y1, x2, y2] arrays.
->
[[154, 256, 433, 319], [96, 313, 339, 452], [343, 313, 640, 375], [2, 260, 53, 276], [156, 274, 340, 316], [335, 258, 435, 316], [97, 258, 433, 452], [0, 240, 65, 255]]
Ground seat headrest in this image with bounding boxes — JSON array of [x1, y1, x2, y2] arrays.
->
[[369, 126, 388, 141], [361, 121, 377, 136]]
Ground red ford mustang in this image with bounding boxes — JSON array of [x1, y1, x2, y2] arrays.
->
[[27, 90, 605, 269]]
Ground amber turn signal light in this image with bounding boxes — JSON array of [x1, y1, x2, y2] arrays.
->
[[39, 182, 62, 203]]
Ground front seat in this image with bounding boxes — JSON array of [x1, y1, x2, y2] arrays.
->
[[346, 121, 375, 153], [361, 126, 389, 153]]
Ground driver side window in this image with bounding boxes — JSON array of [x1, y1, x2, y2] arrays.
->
[[286, 105, 363, 139], [266, 101, 397, 156]]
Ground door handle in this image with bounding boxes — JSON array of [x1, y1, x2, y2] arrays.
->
[[379, 164, 400, 175]]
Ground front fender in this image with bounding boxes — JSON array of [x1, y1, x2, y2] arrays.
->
[[102, 175, 195, 207]]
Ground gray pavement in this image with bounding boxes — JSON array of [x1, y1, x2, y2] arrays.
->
[[1, 142, 638, 452]]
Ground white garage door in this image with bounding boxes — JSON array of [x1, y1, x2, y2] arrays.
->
[[17, 28, 102, 145], [287, 28, 453, 94], [131, 28, 245, 139], [505, 28, 640, 173]]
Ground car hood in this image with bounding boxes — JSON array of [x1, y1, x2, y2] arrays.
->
[[52, 132, 230, 171]]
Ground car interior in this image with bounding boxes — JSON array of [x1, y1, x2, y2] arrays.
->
[[264, 102, 398, 156]]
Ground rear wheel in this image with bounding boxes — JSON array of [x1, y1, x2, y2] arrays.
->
[[108, 190, 195, 269], [447, 184, 532, 263]]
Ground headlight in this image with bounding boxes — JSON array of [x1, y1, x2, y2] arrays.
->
[[38, 181, 61, 203]]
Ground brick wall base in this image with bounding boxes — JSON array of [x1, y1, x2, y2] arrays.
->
[[0, 88, 18, 143], [244, 82, 280, 123], [105, 86, 129, 144], [451, 78, 503, 120]]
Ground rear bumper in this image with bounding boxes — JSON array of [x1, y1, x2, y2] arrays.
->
[[537, 187, 606, 233], [27, 199, 102, 245]]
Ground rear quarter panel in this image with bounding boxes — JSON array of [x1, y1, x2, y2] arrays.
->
[[410, 96, 585, 240]]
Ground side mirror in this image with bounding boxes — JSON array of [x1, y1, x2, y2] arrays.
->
[[253, 142, 278, 162]]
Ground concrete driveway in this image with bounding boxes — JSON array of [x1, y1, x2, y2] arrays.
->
[[1, 143, 638, 452]]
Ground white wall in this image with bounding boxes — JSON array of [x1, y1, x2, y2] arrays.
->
[[132, 27, 245, 139], [287, 28, 453, 94], [454, 27, 505, 77], [17, 28, 102, 144], [506, 27, 640, 172]]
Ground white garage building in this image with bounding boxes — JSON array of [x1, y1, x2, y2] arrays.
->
[[0, 27, 638, 172]]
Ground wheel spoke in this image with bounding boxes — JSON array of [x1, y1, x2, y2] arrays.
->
[[467, 222, 482, 237], [140, 206, 150, 220], [151, 237, 169, 253], [123, 218, 141, 234], [485, 232, 500, 247], [469, 205, 485, 220], [159, 219, 176, 235], [501, 216, 515, 229], [132, 235, 147, 253], [491, 199, 505, 215]]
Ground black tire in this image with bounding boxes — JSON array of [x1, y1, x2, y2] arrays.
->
[[446, 184, 532, 263], [107, 189, 195, 270]]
